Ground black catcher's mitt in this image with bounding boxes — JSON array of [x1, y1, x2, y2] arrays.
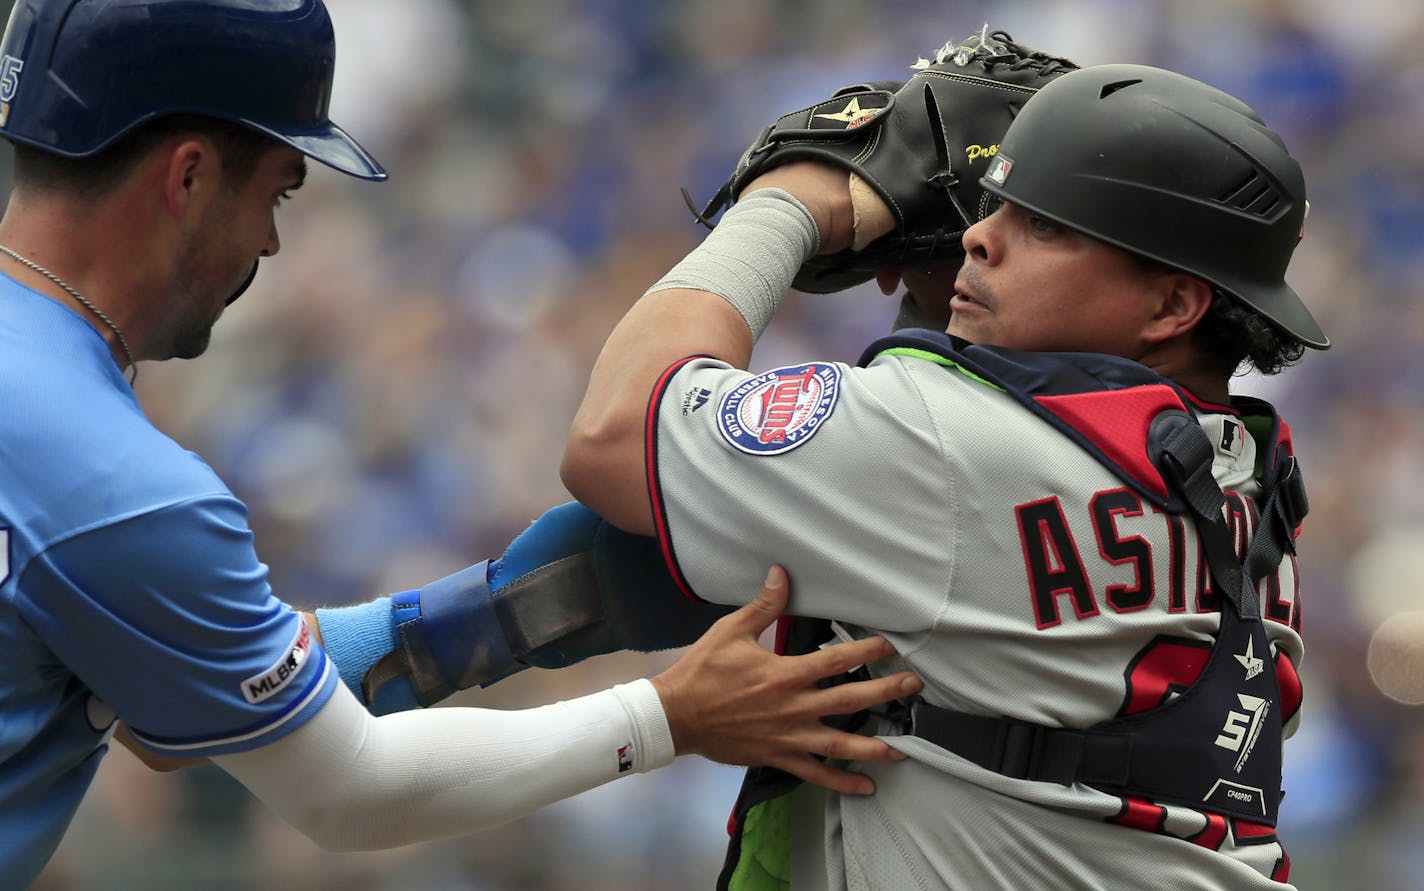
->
[[690, 29, 1078, 294]]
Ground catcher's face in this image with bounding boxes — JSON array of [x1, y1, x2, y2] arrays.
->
[[950, 201, 1172, 359]]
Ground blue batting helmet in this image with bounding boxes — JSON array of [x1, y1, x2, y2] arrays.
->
[[0, 0, 386, 181]]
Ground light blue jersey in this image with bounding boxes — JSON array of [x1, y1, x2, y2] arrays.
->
[[0, 276, 336, 887]]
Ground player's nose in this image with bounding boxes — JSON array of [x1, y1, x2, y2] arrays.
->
[[261, 220, 280, 258], [962, 207, 1002, 266]]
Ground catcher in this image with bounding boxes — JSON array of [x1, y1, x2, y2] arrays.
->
[[559, 28, 1325, 891], [345, 28, 1319, 888]]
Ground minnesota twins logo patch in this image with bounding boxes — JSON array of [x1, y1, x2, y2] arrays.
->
[[718, 363, 841, 455]]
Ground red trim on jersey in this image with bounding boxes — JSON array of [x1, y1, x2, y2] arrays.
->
[[1288, 553, 1302, 634], [1231, 820, 1291, 884], [1016, 496, 1100, 629], [1119, 637, 1212, 715], [1232, 819, 1277, 841], [1109, 796, 1167, 833], [1276, 417, 1295, 456], [1182, 391, 1241, 416], [646, 356, 714, 603], [1272, 849, 1291, 883], [1032, 387, 1184, 500], [1274, 649, 1303, 722], [1108, 799, 1289, 882], [1153, 505, 1188, 613], [1188, 812, 1229, 850], [1092, 488, 1154, 613]]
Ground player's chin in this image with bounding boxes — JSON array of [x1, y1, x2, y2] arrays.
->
[[165, 317, 218, 361], [946, 305, 992, 343]]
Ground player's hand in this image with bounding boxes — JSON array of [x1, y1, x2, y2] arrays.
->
[[649, 565, 920, 796]]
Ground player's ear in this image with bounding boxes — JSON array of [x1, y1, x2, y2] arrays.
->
[[1144, 272, 1213, 344], [161, 138, 216, 220]]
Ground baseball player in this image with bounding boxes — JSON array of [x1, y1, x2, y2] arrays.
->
[[561, 46, 1325, 891], [0, 1, 920, 886]]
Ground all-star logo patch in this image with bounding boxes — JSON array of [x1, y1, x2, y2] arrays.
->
[[1234, 637, 1264, 681], [242, 618, 314, 704], [809, 94, 891, 130], [718, 363, 841, 455]]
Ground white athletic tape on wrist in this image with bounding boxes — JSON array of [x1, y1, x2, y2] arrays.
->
[[643, 187, 820, 339]]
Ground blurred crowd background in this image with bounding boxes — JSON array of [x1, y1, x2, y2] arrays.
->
[[12, 0, 1424, 887]]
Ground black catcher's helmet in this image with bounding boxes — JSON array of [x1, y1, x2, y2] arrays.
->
[[979, 63, 1327, 349]]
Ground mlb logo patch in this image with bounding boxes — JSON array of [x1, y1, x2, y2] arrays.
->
[[985, 154, 1013, 186], [718, 363, 841, 455], [1218, 418, 1246, 458], [242, 619, 314, 704]]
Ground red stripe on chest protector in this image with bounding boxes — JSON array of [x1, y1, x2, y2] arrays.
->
[[1032, 386, 1185, 500]]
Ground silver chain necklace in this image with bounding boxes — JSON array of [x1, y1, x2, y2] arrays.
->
[[0, 244, 137, 386]]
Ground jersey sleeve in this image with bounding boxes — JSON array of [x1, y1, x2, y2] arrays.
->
[[648, 355, 955, 632], [13, 496, 336, 758]]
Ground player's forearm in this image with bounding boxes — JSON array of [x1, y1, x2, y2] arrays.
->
[[563, 288, 751, 534], [213, 680, 672, 851], [306, 504, 730, 712], [564, 188, 827, 530]]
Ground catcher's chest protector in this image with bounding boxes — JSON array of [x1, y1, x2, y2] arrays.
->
[[718, 331, 1305, 890]]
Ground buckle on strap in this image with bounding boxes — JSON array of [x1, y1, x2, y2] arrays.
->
[[1149, 412, 1224, 522], [1273, 453, 1309, 532], [906, 700, 1130, 787]]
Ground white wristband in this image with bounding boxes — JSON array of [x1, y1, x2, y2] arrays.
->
[[644, 187, 820, 339]]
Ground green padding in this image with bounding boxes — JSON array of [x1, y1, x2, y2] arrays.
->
[[1242, 413, 1275, 477], [874, 347, 1005, 390], [728, 795, 794, 891]]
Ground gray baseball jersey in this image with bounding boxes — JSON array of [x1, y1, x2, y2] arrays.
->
[[647, 342, 1303, 891]]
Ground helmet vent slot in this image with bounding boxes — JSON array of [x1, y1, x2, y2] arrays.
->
[[1219, 168, 1283, 218], [1098, 79, 1142, 99]]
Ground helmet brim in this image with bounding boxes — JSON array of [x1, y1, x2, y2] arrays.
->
[[269, 121, 388, 182], [985, 178, 1330, 350]]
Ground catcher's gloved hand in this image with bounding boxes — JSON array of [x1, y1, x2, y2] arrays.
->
[[690, 28, 1079, 295]]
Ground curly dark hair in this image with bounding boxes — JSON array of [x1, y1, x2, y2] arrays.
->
[[1194, 290, 1307, 377]]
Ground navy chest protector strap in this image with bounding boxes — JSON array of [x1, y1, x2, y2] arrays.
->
[[897, 410, 1305, 825], [865, 332, 1309, 827]]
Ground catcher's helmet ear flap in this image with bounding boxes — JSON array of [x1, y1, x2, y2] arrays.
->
[[979, 63, 1327, 349], [0, 0, 386, 181]]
